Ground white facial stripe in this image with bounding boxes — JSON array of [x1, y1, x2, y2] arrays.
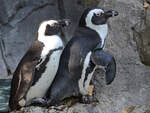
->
[[85, 9, 104, 26], [85, 9, 108, 48], [78, 52, 92, 95]]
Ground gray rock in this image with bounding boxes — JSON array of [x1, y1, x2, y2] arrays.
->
[[133, 26, 150, 65], [9, 6, 36, 27], [94, 0, 150, 113], [0, 52, 7, 76], [0, 30, 8, 76], [63, 0, 84, 41], [0, 0, 9, 24], [133, 5, 150, 65], [119, 104, 150, 113]]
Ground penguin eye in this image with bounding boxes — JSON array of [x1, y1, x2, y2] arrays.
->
[[51, 23, 56, 27], [96, 13, 101, 16], [94, 12, 104, 17], [51, 22, 59, 28]]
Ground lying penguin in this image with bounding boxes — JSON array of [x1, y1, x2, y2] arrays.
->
[[9, 19, 71, 111], [33, 8, 118, 106]]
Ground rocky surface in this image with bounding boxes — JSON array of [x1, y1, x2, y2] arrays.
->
[[133, 2, 150, 65], [119, 104, 150, 113], [0, 0, 150, 113]]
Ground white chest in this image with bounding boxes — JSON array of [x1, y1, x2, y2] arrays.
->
[[40, 35, 63, 57], [36, 35, 63, 68], [26, 35, 64, 104], [87, 24, 108, 48], [78, 52, 95, 95]]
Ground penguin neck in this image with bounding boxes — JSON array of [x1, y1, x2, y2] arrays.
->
[[37, 35, 61, 47], [86, 23, 108, 48], [37, 34, 63, 57]]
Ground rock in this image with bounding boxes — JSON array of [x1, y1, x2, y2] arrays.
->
[[9, 6, 36, 27], [21, 103, 109, 113], [0, 0, 18, 24], [119, 105, 150, 113], [90, 0, 150, 113], [63, 0, 84, 41], [0, 52, 7, 76], [0, 30, 8, 76], [133, 6, 150, 65], [23, 106, 48, 113], [0, 0, 9, 24]]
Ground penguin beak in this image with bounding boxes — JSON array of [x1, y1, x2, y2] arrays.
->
[[105, 10, 119, 18], [58, 19, 71, 27]]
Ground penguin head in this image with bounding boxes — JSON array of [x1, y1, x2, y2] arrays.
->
[[37, 19, 71, 38], [79, 8, 118, 27]]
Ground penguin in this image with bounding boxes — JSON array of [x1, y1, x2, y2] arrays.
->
[[9, 19, 71, 111], [33, 8, 118, 106]]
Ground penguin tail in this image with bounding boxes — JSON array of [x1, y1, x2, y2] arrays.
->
[[91, 50, 116, 85]]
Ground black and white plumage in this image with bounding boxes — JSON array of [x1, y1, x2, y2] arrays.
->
[[9, 19, 71, 111], [34, 8, 118, 106]]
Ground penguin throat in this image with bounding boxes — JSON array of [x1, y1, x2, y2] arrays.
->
[[86, 23, 108, 48]]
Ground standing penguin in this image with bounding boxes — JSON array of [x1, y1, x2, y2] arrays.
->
[[9, 19, 71, 111], [34, 8, 118, 106]]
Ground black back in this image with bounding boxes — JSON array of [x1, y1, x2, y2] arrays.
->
[[46, 27, 101, 104]]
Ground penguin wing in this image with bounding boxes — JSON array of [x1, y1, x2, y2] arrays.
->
[[91, 50, 116, 85], [9, 41, 43, 109]]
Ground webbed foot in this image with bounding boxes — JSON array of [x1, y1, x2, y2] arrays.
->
[[80, 95, 98, 104], [31, 98, 47, 107]]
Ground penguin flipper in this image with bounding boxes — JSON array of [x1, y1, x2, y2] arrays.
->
[[9, 67, 35, 110], [9, 42, 43, 110], [91, 50, 116, 85]]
